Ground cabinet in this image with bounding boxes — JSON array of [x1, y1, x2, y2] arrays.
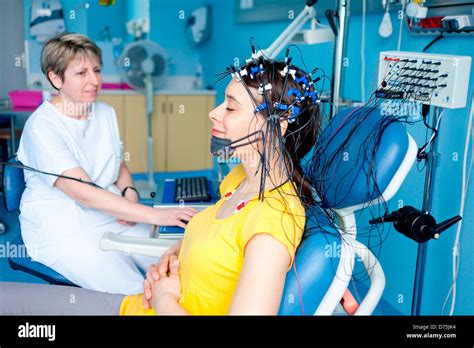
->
[[165, 95, 214, 171], [96, 94, 125, 137], [98, 92, 215, 173]]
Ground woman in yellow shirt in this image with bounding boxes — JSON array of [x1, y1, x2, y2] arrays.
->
[[1, 53, 321, 315]]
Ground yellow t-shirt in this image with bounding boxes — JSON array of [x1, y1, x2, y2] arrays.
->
[[120, 164, 305, 315]]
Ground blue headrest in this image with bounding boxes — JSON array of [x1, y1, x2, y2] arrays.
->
[[279, 107, 410, 314], [305, 106, 409, 209], [2, 157, 25, 213], [279, 207, 341, 315]]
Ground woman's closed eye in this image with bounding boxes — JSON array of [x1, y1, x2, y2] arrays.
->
[[226, 108, 235, 112]]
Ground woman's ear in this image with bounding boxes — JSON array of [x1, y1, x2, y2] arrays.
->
[[48, 71, 62, 90]]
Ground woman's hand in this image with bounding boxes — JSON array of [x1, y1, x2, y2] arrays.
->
[[153, 207, 198, 228], [143, 240, 182, 310], [150, 257, 182, 313], [117, 188, 139, 226], [143, 255, 182, 311]]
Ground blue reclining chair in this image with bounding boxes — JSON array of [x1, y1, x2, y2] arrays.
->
[[279, 106, 417, 315], [3, 157, 78, 287], [100, 106, 418, 315]]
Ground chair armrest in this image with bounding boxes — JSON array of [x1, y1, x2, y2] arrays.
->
[[346, 236, 386, 315], [315, 236, 355, 315], [99, 232, 177, 258]]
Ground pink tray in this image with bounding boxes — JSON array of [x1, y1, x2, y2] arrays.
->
[[101, 83, 133, 90], [8, 90, 43, 109]]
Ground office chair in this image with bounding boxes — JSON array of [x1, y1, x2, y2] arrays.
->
[[100, 106, 418, 315], [3, 156, 78, 286]]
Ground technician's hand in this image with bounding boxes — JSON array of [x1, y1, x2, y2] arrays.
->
[[154, 207, 198, 229]]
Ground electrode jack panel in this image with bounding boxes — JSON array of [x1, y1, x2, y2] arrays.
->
[[378, 51, 471, 109]]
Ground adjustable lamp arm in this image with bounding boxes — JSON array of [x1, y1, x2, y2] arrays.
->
[[258, 0, 318, 59]]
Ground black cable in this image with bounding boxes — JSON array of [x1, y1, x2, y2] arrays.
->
[[422, 34, 444, 52], [1, 161, 104, 190]]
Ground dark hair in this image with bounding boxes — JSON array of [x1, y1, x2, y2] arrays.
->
[[240, 59, 321, 205]]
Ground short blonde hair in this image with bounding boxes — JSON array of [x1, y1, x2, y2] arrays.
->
[[41, 33, 102, 90]]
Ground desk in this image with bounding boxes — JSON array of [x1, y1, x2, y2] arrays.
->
[[150, 177, 221, 238]]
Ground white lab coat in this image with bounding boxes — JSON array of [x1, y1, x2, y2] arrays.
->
[[17, 100, 156, 295]]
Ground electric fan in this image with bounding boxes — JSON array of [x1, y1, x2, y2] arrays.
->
[[116, 40, 168, 197]]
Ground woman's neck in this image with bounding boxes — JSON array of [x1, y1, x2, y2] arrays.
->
[[239, 155, 289, 195], [50, 95, 91, 120]]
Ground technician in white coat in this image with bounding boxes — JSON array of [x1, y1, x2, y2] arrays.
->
[[17, 33, 197, 295]]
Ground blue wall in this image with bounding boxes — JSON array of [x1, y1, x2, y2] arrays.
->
[[198, 0, 334, 101], [24, 0, 125, 78], [148, 0, 201, 76], [24, 0, 202, 78]]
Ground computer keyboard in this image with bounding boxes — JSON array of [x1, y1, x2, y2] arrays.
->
[[174, 176, 211, 202]]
